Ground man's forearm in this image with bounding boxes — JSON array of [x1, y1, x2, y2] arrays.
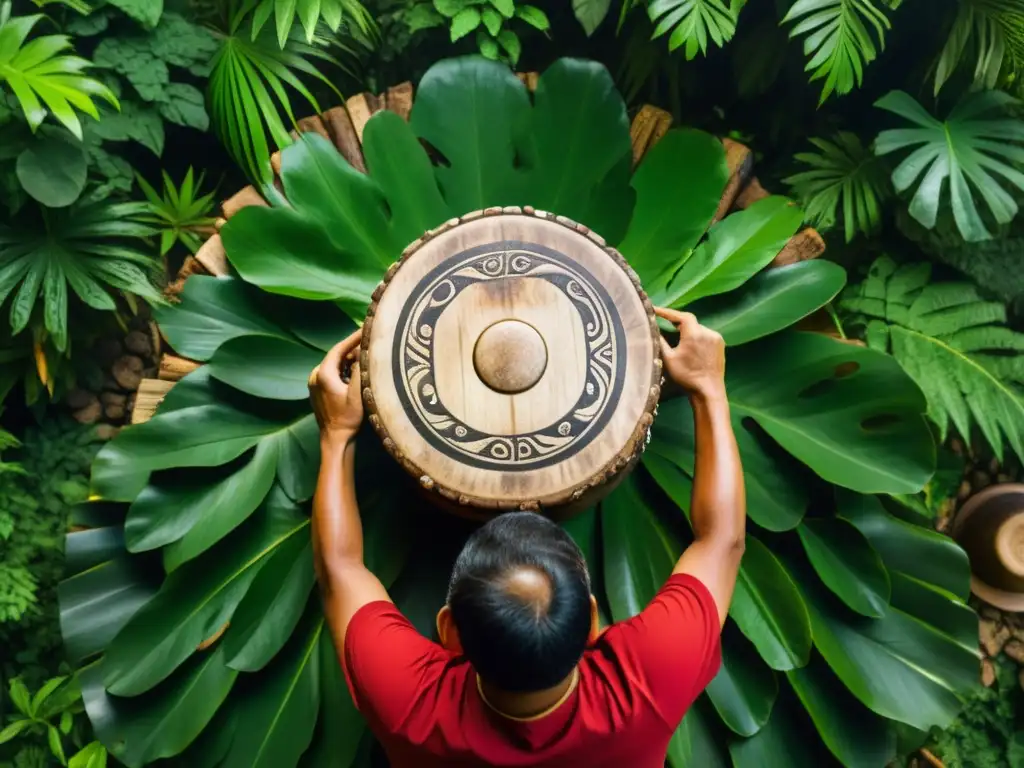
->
[[312, 434, 362, 587], [688, 388, 745, 549]]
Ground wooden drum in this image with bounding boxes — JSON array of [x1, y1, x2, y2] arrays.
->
[[362, 207, 662, 516]]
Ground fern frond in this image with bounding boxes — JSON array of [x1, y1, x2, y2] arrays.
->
[[783, 0, 895, 103], [0, 565, 37, 623], [785, 132, 892, 242], [842, 255, 1024, 462]]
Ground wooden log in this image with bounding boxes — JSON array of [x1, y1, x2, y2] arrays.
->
[[713, 139, 754, 222], [132, 379, 175, 424], [735, 177, 770, 210], [221, 185, 266, 220], [321, 106, 367, 172], [165, 256, 209, 297], [771, 227, 826, 267], [630, 104, 672, 167], [194, 234, 229, 276], [362, 208, 661, 514], [345, 92, 382, 143], [159, 354, 200, 382], [516, 72, 539, 92], [296, 115, 331, 142], [385, 82, 414, 120]]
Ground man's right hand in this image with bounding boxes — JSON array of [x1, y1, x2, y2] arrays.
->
[[655, 307, 725, 399]]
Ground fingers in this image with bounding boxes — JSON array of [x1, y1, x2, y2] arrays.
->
[[348, 361, 362, 400], [658, 335, 674, 359], [307, 364, 320, 389], [320, 329, 363, 386], [654, 307, 698, 333]]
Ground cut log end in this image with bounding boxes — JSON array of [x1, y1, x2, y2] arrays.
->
[[132, 379, 175, 424], [771, 228, 826, 268], [629, 105, 672, 168]]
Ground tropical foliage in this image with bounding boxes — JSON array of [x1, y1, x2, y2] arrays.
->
[[844, 255, 1024, 464], [59, 57, 977, 768]]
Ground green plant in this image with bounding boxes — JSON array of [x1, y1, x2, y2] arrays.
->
[[0, 200, 161, 355], [433, 0, 548, 65], [783, 0, 897, 104], [208, 8, 353, 183], [875, 89, 1024, 242], [785, 132, 892, 242], [844, 255, 1024, 463], [646, 0, 743, 58], [0, 675, 105, 768], [59, 57, 976, 768], [935, 0, 1024, 96], [0, 1, 117, 139], [135, 168, 218, 257], [246, 0, 378, 47]]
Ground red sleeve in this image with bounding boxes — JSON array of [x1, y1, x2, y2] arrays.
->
[[602, 574, 721, 726], [343, 601, 449, 733]]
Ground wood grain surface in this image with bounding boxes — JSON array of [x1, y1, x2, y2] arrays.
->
[[363, 209, 661, 511]]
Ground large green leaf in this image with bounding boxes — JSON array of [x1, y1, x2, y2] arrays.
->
[[666, 698, 729, 768], [730, 535, 811, 672], [796, 560, 976, 732], [302, 631, 366, 768], [689, 260, 847, 346], [797, 518, 890, 618], [729, 686, 835, 767], [410, 56, 531, 213], [155, 276, 292, 362], [16, 127, 87, 208], [658, 196, 804, 307], [838, 489, 971, 601], [79, 647, 236, 767], [843, 255, 1024, 463], [523, 58, 633, 240], [223, 534, 315, 672], [222, 603, 323, 768], [618, 129, 728, 289], [704, 631, 777, 737], [102, 495, 307, 696], [362, 110, 450, 248], [207, 336, 323, 400], [643, 453, 812, 672], [726, 332, 935, 494], [648, 399, 810, 532], [788, 652, 896, 768], [602, 472, 680, 620], [875, 90, 1024, 242]]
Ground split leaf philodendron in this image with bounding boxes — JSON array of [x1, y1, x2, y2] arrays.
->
[[61, 56, 972, 768]]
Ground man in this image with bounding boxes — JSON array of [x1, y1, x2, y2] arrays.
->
[[309, 307, 745, 767]]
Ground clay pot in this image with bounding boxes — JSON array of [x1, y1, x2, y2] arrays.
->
[[952, 484, 1024, 611]]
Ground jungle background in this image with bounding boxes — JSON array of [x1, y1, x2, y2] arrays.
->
[[4, 0, 1024, 765]]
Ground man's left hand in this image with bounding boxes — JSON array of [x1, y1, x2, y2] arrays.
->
[[309, 329, 364, 443]]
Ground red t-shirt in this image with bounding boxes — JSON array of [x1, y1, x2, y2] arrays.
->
[[342, 574, 721, 767]]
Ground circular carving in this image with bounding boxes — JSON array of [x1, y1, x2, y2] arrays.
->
[[363, 209, 661, 511], [473, 320, 548, 394]]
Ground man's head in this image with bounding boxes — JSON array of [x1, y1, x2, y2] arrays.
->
[[436, 512, 598, 692]]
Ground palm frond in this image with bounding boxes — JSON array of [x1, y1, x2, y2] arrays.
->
[[783, 0, 895, 104], [208, 21, 348, 183], [0, 2, 118, 138], [785, 132, 892, 242], [646, 0, 744, 58], [240, 0, 378, 47], [135, 168, 218, 256], [935, 0, 1024, 95]]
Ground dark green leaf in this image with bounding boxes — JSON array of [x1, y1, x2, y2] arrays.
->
[[207, 336, 323, 400], [155, 276, 292, 362], [107, 0, 164, 27], [223, 535, 315, 671], [705, 631, 777, 736], [689, 260, 847, 346], [103, 498, 307, 695], [618, 129, 728, 289], [573, 0, 611, 35], [798, 518, 890, 618], [16, 128, 87, 208]]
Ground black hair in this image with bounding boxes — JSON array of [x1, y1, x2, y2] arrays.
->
[[447, 511, 592, 692]]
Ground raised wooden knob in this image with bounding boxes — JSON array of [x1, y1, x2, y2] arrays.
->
[[473, 320, 548, 394], [362, 209, 661, 512]]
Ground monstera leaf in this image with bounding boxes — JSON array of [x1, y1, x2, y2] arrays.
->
[[62, 57, 971, 768], [874, 89, 1024, 242], [843, 255, 1024, 464]]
